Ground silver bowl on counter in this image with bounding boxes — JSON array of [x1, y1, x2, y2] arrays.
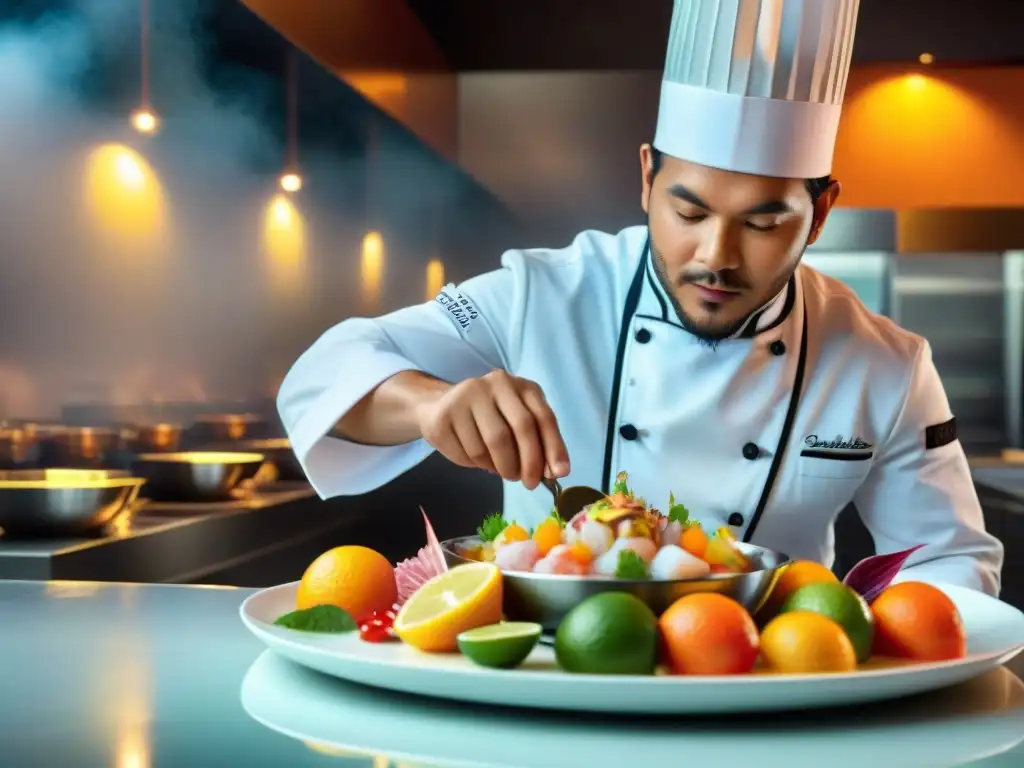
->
[[0, 469, 145, 536], [130, 451, 266, 502], [204, 438, 305, 481], [442, 535, 790, 631]]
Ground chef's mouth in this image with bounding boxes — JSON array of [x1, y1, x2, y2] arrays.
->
[[690, 284, 742, 304]]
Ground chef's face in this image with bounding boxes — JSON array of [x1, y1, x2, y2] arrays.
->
[[640, 146, 840, 342]]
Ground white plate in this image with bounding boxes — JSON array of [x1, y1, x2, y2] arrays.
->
[[240, 651, 1024, 768], [239, 580, 1024, 715]]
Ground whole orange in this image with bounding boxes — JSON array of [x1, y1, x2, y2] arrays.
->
[[296, 545, 397, 621], [658, 593, 760, 675], [870, 581, 967, 661], [756, 560, 839, 623]]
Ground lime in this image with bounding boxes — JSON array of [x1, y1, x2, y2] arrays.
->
[[457, 622, 542, 669], [554, 592, 658, 675], [781, 582, 875, 663]]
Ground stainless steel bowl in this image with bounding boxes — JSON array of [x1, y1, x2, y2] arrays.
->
[[442, 535, 790, 631], [0, 469, 145, 536], [130, 451, 266, 502], [206, 438, 305, 481]]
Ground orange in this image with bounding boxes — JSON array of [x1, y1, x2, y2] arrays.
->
[[658, 593, 760, 675], [760, 611, 858, 673], [870, 581, 967, 661], [533, 519, 563, 555], [296, 545, 397, 621], [678, 524, 709, 559], [393, 562, 503, 652], [756, 560, 839, 623]]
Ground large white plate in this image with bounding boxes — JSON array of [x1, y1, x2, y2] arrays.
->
[[240, 580, 1024, 715], [240, 651, 1024, 768]]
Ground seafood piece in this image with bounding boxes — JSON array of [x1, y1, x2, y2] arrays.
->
[[660, 520, 683, 548], [592, 538, 629, 575], [620, 537, 658, 562], [704, 527, 752, 572], [533, 517, 563, 555], [578, 519, 615, 557], [494, 539, 542, 572], [494, 523, 530, 549], [534, 549, 589, 575], [650, 545, 712, 580]]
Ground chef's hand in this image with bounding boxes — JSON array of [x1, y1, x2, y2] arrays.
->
[[415, 370, 570, 490]]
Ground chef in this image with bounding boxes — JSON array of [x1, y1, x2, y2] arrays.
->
[[278, 0, 1003, 596]]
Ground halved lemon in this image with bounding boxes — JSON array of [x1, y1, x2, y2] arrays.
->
[[393, 562, 503, 652]]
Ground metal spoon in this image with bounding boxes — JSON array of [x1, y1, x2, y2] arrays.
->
[[541, 476, 606, 521]]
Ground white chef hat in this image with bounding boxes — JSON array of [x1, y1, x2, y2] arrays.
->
[[654, 0, 861, 179]]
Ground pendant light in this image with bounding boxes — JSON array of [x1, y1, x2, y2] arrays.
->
[[278, 48, 302, 193], [131, 0, 159, 134]]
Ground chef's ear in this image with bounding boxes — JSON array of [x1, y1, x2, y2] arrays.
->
[[807, 180, 842, 245], [640, 144, 657, 214]]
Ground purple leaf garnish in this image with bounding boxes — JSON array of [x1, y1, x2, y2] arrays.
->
[[843, 545, 925, 603]]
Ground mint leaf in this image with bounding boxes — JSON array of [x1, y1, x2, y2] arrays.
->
[[667, 491, 689, 525], [477, 512, 509, 542], [273, 605, 357, 633], [615, 549, 649, 579]]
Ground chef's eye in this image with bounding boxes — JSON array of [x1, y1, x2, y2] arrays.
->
[[677, 212, 706, 224], [745, 220, 778, 232]]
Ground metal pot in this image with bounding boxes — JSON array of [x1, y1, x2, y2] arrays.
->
[[0, 469, 145, 536], [37, 426, 135, 468], [185, 413, 268, 447], [442, 536, 790, 632], [131, 423, 183, 454], [0, 428, 40, 469], [130, 451, 266, 503]]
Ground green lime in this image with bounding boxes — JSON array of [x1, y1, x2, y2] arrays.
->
[[457, 622, 542, 669], [781, 582, 875, 663], [554, 592, 658, 675]]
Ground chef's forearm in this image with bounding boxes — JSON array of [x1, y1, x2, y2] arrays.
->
[[331, 370, 450, 446]]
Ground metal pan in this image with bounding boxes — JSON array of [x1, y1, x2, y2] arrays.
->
[[0, 469, 145, 536], [130, 451, 266, 502]]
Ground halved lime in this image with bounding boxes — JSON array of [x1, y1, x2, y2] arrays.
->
[[457, 622, 543, 669]]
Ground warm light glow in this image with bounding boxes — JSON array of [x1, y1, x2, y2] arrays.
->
[[279, 172, 302, 193], [919, 53, 935, 65], [131, 108, 159, 134], [361, 231, 384, 308], [904, 74, 928, 90], [262, 194, 307, 290], [425, 259, 445, 301], [84, 143, 166, 245], [340, 72, 409, 99]]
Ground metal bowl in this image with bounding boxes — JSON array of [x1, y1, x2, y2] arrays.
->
[[0, 469, 145, 536], [130, 451, 266, 502], [206, 438, 305, 481], [442, 535, 790, 631]]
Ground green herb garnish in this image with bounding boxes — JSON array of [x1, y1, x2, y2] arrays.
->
[[477, 512, 509, 542], [611, 471, 632, 497], [615, 549, 649, 579], [667, 491, 690, 525], [547, 508, 566, 528], [273, 604, 357, 633]]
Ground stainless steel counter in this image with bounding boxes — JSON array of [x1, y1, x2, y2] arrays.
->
[[0, 579, 1022, 767]]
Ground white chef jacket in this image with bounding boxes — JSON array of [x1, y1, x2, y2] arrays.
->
[[278, 225, 1004, 596]]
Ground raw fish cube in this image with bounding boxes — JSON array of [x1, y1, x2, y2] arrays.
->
[[494, 540, 542, 572], [650, 545, 712, 580]]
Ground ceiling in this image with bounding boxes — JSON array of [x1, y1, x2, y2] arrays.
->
[[406, 0, 1024, 71]]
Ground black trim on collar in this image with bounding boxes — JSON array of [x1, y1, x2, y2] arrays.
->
[[644, 258, 669, 322], [736, 275, 797, 339]]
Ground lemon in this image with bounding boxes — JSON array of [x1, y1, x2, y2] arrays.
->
[[782, 582, 875, 663], [554, 592, 658, 675], [393, 562, 503, 652], [760, 611, 858, 674], [457, 622, 542, 669]]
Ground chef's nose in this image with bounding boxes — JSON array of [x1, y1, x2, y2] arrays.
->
[[696, 220, 740, 273]]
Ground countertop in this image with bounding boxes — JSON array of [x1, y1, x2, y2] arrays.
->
[[1, 580, 1023, 767]]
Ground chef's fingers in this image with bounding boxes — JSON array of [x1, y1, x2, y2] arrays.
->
[[470, 396, 522, 481], [518, 382, 570, 479], [492, 378, 545, 490], [449, 405, 496, 473]]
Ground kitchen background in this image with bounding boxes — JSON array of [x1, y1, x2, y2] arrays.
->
[[0, 0, 1022, 603]]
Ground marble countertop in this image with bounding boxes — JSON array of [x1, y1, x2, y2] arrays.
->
[[1, 580, 1023, 767]]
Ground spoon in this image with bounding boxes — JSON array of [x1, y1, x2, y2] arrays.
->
[[540, 476, 606, 521]]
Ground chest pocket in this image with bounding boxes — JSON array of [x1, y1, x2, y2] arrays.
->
[[798, 450, 875, 480]]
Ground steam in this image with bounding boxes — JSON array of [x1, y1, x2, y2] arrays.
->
[[0, 0, 319, 421]]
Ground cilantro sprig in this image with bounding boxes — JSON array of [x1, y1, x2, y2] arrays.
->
[[614, 549, 649, 579], [477, 512, 510, 542], [667, 491, 690, 525]]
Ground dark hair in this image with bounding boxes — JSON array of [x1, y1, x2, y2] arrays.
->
[[650, 147, 831, 202]]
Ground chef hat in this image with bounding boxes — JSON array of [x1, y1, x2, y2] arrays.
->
[[654, 0, 861, 179]]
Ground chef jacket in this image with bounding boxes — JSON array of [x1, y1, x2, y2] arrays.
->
[[278, 225, 1004, 596]]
